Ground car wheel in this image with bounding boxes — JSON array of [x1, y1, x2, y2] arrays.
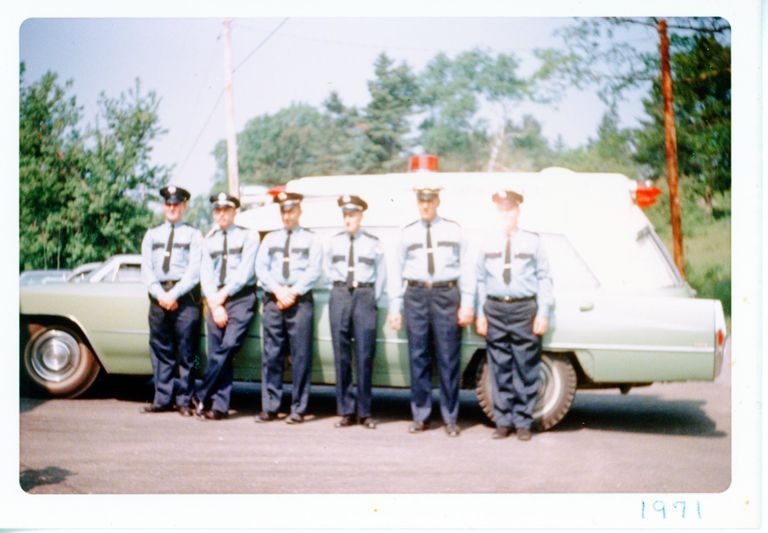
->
[[23, 325, 101, 398], [475, 352, 577, 430]]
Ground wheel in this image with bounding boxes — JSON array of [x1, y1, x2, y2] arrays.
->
[[22, 324, 101, 398], [475, 352, 577, 431]]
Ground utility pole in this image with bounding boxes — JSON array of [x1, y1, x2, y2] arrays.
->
[[658, 19, 685, 278], [223, 19, 240, 197]]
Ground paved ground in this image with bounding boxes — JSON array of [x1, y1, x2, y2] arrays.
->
[[19, 350, 730, 494]]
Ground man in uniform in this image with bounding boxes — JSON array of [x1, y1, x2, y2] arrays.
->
[[387, 186, 475, 437], [140, 185, 202, 415], [194, 192, 260, 420], [474, 190, 553, 441], [255, 191, 321, 424], [324, 195, 386, 429]]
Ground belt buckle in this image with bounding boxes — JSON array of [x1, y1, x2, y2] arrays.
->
[[424, 281, 433, 289]]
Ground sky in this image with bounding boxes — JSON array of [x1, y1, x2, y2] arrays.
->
[[19, 17, 654, 198]]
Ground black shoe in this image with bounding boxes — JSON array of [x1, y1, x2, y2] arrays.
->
[[140, 404, 175, 414], [408, 420, 428, 433], [178, 406, 195, 417], [285, 413, 304, 425], [199, 409, 228, 421], [255, 411, 277, 423], [492, 427, 511, 439], [359, 417, 377, 429], [517, 427, 532, 441], [334, 415, 355, 428], [445, 423, 461, 437]]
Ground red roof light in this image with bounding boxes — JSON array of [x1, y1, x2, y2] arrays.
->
[[634, 181, 662, 208], [409, 154, 439, 172]]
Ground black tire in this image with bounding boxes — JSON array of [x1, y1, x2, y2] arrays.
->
[[22, 324, 101, 398], [475, 352, 577, 431]]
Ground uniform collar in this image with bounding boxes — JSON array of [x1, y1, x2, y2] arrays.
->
[[165, 220, 183, 229], [420, 216, 441, 227]]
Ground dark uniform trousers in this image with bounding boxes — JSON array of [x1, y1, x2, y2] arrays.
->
[[485, 298, 541, 429], [404, 284, 462, 424], [198, 288, 257, 413], [261, 293, 314, 416], [329, 285, 377, 418], [147, 289, 201, 408]]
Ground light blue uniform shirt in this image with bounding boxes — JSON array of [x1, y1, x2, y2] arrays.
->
[[388, 216, 475, 313], [141, 220, 202, 301], [324, 229, 387, 301], [255, 226, 321, 296], [200, 224, 260, 300], [475, 228, 554, 320]]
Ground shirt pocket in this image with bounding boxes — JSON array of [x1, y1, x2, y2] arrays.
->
[[170, 240, 191, 269], [290, 247, 310, 271], [436, 240, 460, 269]]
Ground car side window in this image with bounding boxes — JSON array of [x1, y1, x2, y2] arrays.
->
[[114, 265, 142, 282], [538, 233, 600, 290]]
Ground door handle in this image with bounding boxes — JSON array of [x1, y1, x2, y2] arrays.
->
[[579, 301, 594, 312]]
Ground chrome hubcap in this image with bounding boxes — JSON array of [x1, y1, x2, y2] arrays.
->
[[533, 359, 558, 418], [29, 330, 80, 383]]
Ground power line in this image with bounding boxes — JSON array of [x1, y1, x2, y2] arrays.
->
[[177, 18, 288, 177], [178, 89, 224, 173], [233, 17, 290, 73]]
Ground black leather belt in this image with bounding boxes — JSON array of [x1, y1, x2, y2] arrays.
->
[[333, 281, 374, 288], [407, 280, 457, 289], [160, 280, 179, 291], [488, 295, 535, 303]]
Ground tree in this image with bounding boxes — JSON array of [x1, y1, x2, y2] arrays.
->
[[360, 53, 419, 172], [19, 65, 170, 271], [634, 32, 730, 215], [417, 49, 530, 171], [212, 103, 339, 187]]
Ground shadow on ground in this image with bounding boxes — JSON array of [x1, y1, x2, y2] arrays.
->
[[554, 392, 726, 437], [20, 466, 74, 492]]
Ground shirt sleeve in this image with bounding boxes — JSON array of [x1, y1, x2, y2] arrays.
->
[[458, 228, 476, 311], [475, 238, 488, 319], [374, 239, 387, 303], [168, 228, 202, 300], [140, 230, 163, 300], [200, 237, 217, 300], [223, 230, 260, 297], [255, 233, 280, 294], [291, 232, 322, 295], [322, 237, 334, 288], [387, 232, 405, 314], [534, 236, 554, 320]]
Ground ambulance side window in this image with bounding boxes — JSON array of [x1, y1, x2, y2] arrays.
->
[[539, 233, 600, 290]]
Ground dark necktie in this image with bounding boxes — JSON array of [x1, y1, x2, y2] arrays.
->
[[162, 224, 174, 273], [346, 235, 355, 287], [426, 222, 435, 276], [219, 230, 228, 287], [503, 234, 512, 285], [282, 230, 292, 280]]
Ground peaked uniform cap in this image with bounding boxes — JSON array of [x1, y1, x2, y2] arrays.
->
[[412, 186, 443, 200], [160, 185, 191, 204], [210, 192, 241, 209], [273, 191, 304, 212], [492, 189, 524, 208], [337, 194, 368, 211]]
